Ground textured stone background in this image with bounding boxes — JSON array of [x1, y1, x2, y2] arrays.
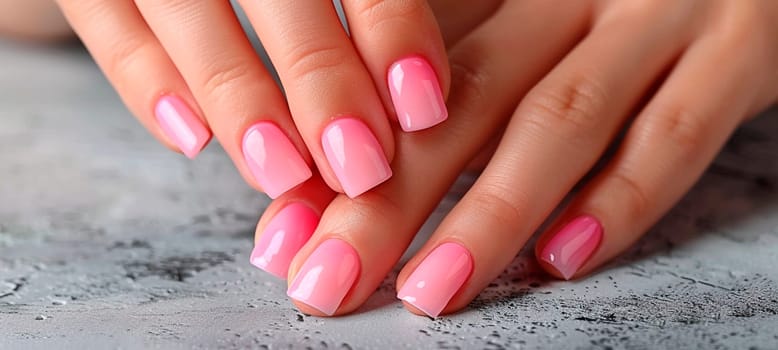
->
[[1, 37, 778, 349]]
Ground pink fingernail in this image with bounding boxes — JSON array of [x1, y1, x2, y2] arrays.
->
[[387, 56, 448, 132], [538, 215, 603, 280], [250, 203, 319, 279], [397, 242, 472, 318], [321, 118, 392, 198], [154, 95, 211, 159], [242, 122, 312, 198], [287, 239, 360, 316]]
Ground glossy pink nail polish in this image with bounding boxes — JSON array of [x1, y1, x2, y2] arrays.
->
[[154, 95, 211, 159], [387, 56, 448, 132], [242, 122, 312, 198], [321, 118, 392, 198], [538, 215, 603, 280], [250, 203, 319, 279], [397, 242, 473, 318], [287, 239, 360, 316]]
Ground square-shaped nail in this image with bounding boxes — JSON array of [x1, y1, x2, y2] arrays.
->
[[321, 118, 392, 198], [387, 56, 448, 132], [287, 239, 360, 316], [243, 122, 312, 198], [538, 215, 603, 280], [250, 203, 319, 279], [397, 242, 473, 318], [154, 95, 211, 159]]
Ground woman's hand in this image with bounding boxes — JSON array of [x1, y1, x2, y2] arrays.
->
[[252, 0, 778, 317], [54, 0, 450, 199]]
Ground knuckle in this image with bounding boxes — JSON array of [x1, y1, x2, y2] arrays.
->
[[199, 58, 252, 98], [609, 170, 650, 221], [468, 183, 525, 229], [104, 34, 154, 76], [354, 0, 427, 32], [710, 2, 764, 49], [283, 40, 350, 81], [349, 189, 403, 226], [522, 75, 608, 140], [647, 105, 708, 159]]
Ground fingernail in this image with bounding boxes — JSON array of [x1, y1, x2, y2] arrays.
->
[[321, 118, 392, 198], [397, 242, 472, 318], [250, 203, 319, 279], [154, 95, 211, 159], [242, 122, 312, 198], [387, 56, 448, 132], [287, 239, 360, 316], [538, 215, 603, 280]]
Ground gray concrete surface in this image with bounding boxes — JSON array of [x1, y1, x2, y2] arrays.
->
[[1, 39, 778, 350]]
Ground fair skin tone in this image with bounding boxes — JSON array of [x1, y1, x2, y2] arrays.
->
[[259, 0, 778, 317], [51, 0, 451, 199], [4, 0, 777, 317]]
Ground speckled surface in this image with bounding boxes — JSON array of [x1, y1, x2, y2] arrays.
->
[[1, 39, 778, 350]]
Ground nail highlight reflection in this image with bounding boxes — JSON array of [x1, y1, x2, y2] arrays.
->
[[287, 239, 360, 316], [397, 242, 472, 318], [250, 203, 319, 278]]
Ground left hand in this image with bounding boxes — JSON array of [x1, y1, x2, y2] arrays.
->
[[252, 0, 778, 317]]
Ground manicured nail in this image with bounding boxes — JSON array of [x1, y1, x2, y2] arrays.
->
[[250, 203, 319, 279], [397, 242, 472, 318], [387, 56, 448, 132], [154, 95, 211, 159], [538, 215, 603, 280], [321, 118, 392, 198], [242, 122, 312, 198], [287, 239, 360, 316]]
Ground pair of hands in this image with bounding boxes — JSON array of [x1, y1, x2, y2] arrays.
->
[[58, 0, 778, 317]]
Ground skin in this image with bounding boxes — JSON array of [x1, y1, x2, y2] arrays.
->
[[51, 0, 450, 197], [260, 0, 778, 317], [3, 0, 777, 317]]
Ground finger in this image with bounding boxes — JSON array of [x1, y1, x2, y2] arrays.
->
[[239, 0, 394, 198], [534, 25, 770, 280], [56, 0, 211, 158], [250, 176, 336, 279], [134, 0, 312, 198], [341, 0, 450, 132], [397, 2, 696, 317], [283, 0, 589, 317]]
